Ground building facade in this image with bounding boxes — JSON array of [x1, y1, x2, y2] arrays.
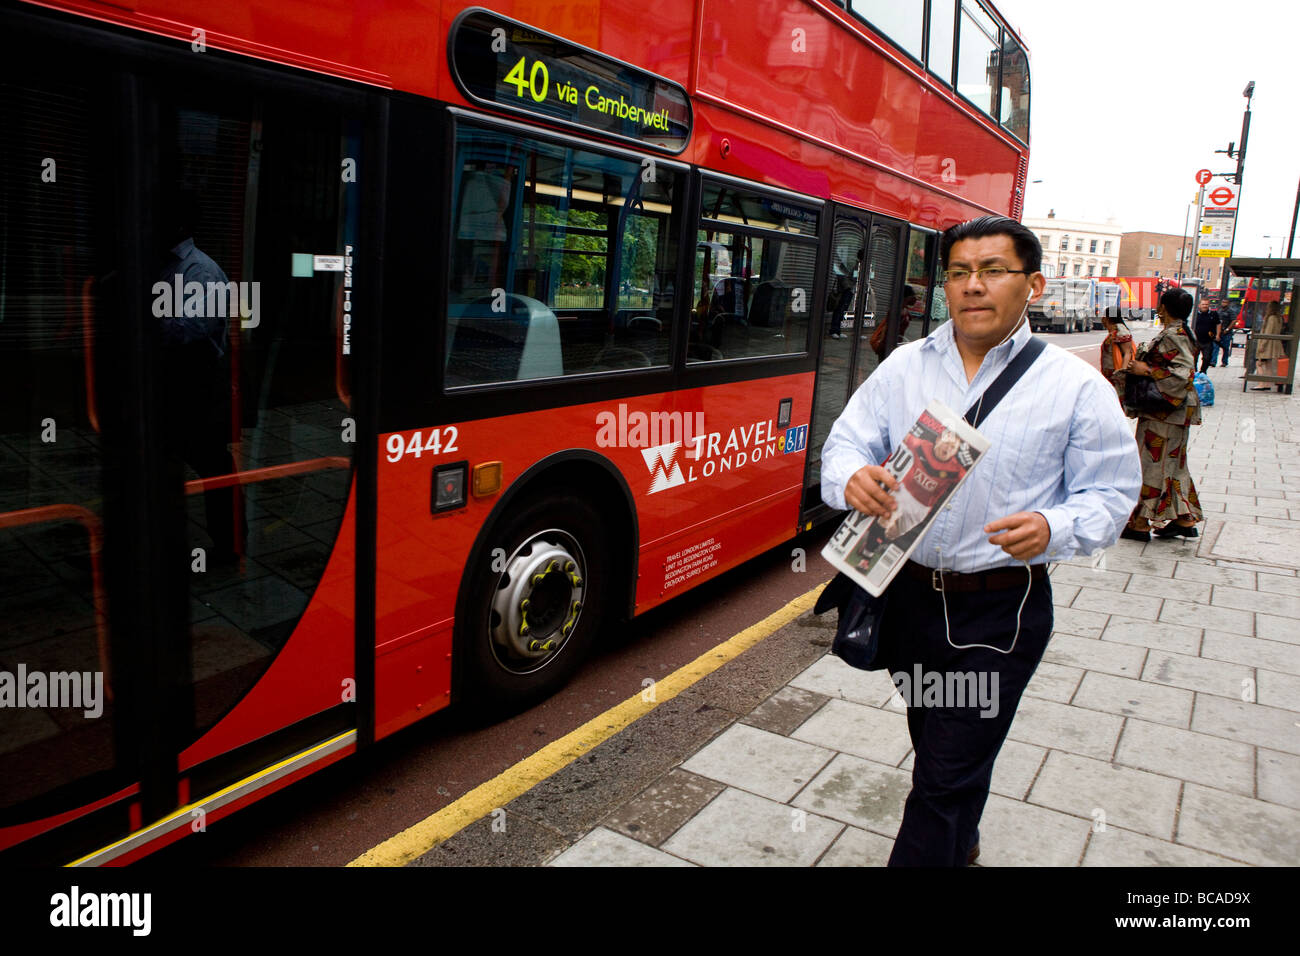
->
[[1023, 212, 1123, 279], [1117, 231, 1225, 286]]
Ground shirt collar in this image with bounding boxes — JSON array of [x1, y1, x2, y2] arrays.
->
[[170, 237, 195, 258], [998, 315, 1034, 360], [921, 318, 953, 353]]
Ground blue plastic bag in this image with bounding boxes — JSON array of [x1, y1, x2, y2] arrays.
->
[[1194, 371, 1215, 406]]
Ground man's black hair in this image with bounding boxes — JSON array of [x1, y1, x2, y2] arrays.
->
[[939, 215, 1042, 274], [1161, 287, 1194, 321], [164, 188, 203, 247]]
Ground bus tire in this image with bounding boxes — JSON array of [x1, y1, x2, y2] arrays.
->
[[458, 492, 611, 712]]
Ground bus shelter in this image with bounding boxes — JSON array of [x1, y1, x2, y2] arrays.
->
[[1227, 258, 1298, 394]]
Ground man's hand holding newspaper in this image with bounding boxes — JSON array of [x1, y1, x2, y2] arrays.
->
[[843, 464, 900, 519]]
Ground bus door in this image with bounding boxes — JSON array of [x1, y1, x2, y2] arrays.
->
[[0, 21, 365, 861], [0, 54, 134, 856], [147, 77, 364, 782], [802, 207, 904, 518]]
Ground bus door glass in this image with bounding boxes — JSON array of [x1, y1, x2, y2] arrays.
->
[[902, 228, 938, 344], [0, 49, 124, 827], [805, 209, 903, 512], [150, 83, 360, 744], [806, 214, 865, 499], [853, 217, 904, 391]]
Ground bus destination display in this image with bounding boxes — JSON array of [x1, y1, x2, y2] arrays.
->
[[449, 10, 692, 154]]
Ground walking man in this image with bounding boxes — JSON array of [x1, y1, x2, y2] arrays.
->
[[821, 216, 1141, 866], [1218, 304, 1237, 366], [1193, 299, 1221, 373]]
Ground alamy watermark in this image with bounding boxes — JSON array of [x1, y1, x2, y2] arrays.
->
[[595, 403, 705, 449], [50, 886, 150, 936], [0, 665, 103, 718], [152, 273, 261, 329], [890, 665, 1000, 719]]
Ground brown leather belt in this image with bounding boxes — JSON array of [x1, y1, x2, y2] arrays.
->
[[901, 560, 1047, 592]]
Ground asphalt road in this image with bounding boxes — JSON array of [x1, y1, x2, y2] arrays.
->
[[146, 523, 840, 866]]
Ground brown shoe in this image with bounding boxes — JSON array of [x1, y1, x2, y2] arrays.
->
[[967, 843, 980, 866]]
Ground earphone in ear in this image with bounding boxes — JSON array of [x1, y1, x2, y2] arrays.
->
[[1026, 291, 1033, 303]]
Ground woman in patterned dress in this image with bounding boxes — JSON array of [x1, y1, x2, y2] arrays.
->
[[1119, 288, 1203, 541]]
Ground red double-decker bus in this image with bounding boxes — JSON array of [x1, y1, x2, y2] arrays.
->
[[0, 0, 1029, 864]]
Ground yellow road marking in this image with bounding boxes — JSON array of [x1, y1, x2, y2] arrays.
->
[[347, 582, 826, 867]]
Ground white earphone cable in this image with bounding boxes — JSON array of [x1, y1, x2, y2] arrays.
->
[[937, 557, 1032, 656]]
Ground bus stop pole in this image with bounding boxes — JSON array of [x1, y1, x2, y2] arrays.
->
[[1289, 174, 1299, 258]]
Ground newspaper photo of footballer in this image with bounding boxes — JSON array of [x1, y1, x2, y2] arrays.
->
[[844, 410, 980, 581], [823, 400, 988, 595]]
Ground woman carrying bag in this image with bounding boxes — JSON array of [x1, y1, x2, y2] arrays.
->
[[1118, 288, 1203, 541]]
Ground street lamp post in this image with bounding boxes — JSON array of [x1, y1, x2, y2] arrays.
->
[[1178, 201, 1193, 280], [1212, 81, 1254, 302]]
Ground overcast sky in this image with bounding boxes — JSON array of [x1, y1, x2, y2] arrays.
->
[[995, 0, 1299, 259]]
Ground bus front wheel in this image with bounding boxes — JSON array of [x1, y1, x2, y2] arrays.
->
[[459, 492, 611, 710]]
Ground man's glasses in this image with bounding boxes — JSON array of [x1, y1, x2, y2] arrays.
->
[[942, 267, 1032, 284]]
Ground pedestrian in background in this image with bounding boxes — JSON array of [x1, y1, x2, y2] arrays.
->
[[1217, 304, 1237, 367], [1099, 307, 1134, 405], [1120, 288, 1203, 540], [1252, 305, 1286, 389], [1192, 299, 1220, 374], [871, 284, 919, 359]]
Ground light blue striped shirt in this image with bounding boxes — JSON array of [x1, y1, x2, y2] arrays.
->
[[821, 318, 1142, 572]]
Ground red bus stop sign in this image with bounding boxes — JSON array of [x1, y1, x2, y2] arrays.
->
[[1208, 186, 1235, 206], [1195, 169, 1212, 186]]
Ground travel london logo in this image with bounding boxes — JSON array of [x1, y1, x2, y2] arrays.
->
[[595, 404, 807, 495], [642, 442, 686, 493]]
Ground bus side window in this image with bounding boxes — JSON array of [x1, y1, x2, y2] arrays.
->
[[690, 182, 819, 363], [444, 125, 684, 386]]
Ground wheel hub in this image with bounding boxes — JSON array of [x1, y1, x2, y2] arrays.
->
[[488, 529, 586, 674]]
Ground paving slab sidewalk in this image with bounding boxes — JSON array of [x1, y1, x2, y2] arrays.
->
[[415, 353, 1300, 867]]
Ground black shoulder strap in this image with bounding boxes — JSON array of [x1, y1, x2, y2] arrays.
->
[[964, 335, 1046, 428]]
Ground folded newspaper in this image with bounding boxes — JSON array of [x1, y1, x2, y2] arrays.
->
[[823, 400, 991, 596]]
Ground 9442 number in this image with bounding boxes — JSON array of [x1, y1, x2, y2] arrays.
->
[[386, 427, 459, 463]]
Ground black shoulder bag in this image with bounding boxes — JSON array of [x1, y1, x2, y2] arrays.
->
[[1123, 337, 1179, 416], [813, 336, 1046, 670]]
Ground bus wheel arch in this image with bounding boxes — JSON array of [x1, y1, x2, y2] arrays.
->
[[452, 452, 637, 711]]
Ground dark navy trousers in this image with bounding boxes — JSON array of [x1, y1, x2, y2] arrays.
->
[[878, 568, 1053, 867]]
